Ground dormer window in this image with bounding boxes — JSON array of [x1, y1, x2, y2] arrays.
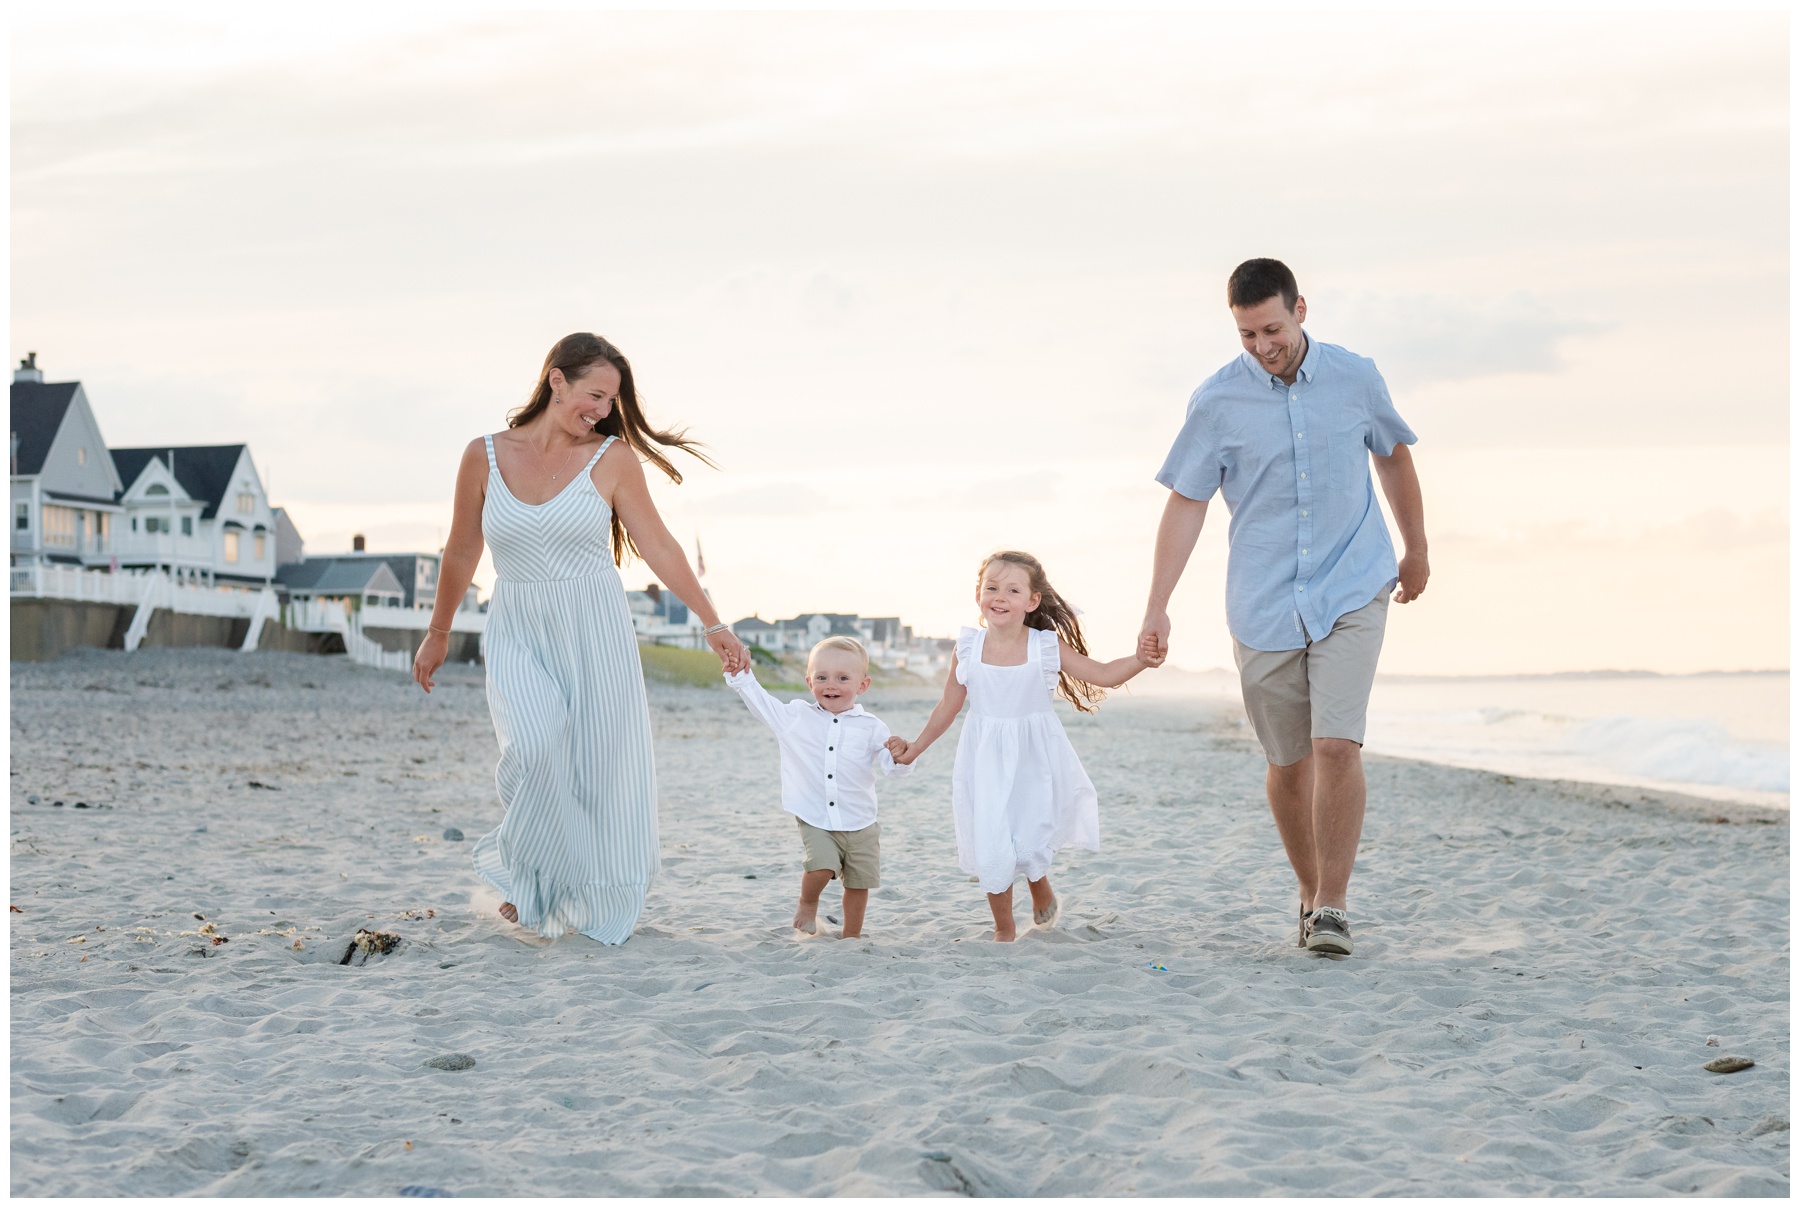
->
[[146, 484, 169, 496], [237, 492, 255, 515]]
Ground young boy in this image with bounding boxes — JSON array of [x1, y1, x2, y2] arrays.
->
[[726, 636, 911, 938]]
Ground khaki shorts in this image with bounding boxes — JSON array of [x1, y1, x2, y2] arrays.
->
[[796, 818, 881, 889], [1234, 591, 1389, 767]]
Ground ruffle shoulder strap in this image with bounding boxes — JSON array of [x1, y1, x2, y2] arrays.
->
[[954, 626, 981, 686], [1033, 625, 1062, 693]]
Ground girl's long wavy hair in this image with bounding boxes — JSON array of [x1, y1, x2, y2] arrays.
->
[[977, 550, 1104, 713], [509, 333, 713, 566]]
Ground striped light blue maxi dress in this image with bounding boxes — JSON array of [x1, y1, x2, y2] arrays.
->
[[469, 433, 659, 943]]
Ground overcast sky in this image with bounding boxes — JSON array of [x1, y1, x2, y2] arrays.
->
[[12, 6, 1789, 675]]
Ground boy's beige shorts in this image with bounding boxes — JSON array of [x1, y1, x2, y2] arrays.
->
[[796, 818, 881, 889], [1233, 591, 1390, 768]]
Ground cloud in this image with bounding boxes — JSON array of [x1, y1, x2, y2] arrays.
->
[[1320, 291, 1611, 384]]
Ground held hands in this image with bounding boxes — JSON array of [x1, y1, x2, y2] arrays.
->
[[706, 627, 752, 674], [1393, 550, 1430, 604], [1136, 609, 1170, 668], [412, 630, 449, 694], [886, 735, 916, 765]]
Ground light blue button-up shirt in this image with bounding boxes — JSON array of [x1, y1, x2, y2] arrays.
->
[[1156, 335, 1417, 652]]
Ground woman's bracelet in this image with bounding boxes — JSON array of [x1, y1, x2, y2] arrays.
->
[[428, 624, 452, 635], [702, 622, 731, 636]]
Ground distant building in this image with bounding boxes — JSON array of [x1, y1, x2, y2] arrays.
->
[[730, 610, 942, 673], [272, 507, 305, 568], [9, 355, 125, 570], [275, 556, 406, 610], [313, 538, 444, 611], [109, 443, 277, 587], [627, 581, 709, 647]]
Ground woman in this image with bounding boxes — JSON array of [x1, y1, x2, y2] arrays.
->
[[414, 332, 749, 943]]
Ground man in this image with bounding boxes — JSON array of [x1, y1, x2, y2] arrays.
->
[[1138, 259, 1429, 956]]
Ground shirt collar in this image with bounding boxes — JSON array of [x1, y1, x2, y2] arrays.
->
[[808, 700, 866, 719], [1246, 331, 1317, 389]]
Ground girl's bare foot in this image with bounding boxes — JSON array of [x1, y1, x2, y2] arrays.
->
[[499, 902, 519, 924], [1029, 877, 1058, 927], [993, 924, 1017, 943], [987, 887, 1017, 942]]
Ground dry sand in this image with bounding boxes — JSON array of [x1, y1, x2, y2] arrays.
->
[[9, 648, 1789, 1195]]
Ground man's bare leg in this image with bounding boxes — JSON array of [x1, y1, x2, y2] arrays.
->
[[840, 887, 868, 938], [987, 888, 1017, 942], [794, 870, 834, 935], [1308, 738, 1366, 911], [1266, 756, 1320, 915]]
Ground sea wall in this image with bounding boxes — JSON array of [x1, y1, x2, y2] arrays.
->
[[362, 626, 482, 665], [12, 600, 369, 662]]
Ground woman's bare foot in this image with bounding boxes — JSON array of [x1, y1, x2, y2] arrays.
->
[[499, 902, 519, 924]]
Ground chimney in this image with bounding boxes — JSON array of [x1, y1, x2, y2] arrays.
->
[[353, 534, 366, 552], [14, 353, 42, 384], [645, 582, 661, 604]]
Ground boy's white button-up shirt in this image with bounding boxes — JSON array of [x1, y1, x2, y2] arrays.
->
[[726, 670, 910, 832]]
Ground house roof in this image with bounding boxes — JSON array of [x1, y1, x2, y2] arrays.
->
[[111, 444, 248, 519], [10, 381, 81, 476], [315, 551, 432, 601], [275, 557, 405, 596]]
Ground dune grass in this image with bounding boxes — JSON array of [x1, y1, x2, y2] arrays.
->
[[636, 644, 728, 688]]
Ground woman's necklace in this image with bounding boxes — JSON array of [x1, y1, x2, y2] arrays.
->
[[543, 439, 583, 484]]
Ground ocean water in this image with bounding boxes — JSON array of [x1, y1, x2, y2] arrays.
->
[[1360, 672, 1789, 809], [1136, 669, 1789, 809]]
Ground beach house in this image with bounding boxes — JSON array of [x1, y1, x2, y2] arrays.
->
[[109, 444, 277, 588], [10, 355, 126, 571]]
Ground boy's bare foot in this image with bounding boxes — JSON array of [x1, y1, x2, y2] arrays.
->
[[499, 902, 519, 924], [792, 902, 819, 935]]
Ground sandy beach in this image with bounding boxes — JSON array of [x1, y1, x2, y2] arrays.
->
[[9, 647, 1789, 1196]]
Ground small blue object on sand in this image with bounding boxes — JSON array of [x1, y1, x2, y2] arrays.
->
[[399, 1187, 453, 1198], [1147, 963, 1169, 972]]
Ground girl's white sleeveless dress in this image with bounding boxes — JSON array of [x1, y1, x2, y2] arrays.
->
[[469, 433, 659, 943], [952, 625, 1099, 894]]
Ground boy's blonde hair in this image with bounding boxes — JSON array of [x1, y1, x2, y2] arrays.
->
[[808, 635, 869, 673]]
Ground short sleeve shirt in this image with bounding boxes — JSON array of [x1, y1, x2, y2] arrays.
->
[[1156, 335, 1417, 651]]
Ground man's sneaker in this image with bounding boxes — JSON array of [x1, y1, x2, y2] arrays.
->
[[1304, 907, 1353, 956]]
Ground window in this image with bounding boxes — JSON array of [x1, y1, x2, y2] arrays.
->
[[145, 484, 168, 496], [223, 531, 240, 562], [14, 503, 27, 532], [42, 506, 75, 546], [76, 447, 87, 466], [237, 492, 255, 515], [181, 516, 193, 537], [254, 533, 266, 561], [145, 516, 166, 534]]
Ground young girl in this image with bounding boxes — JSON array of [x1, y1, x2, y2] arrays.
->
[[889, 551, 1160, 941]]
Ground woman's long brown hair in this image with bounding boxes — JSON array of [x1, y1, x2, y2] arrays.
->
[[978, 550, 1104, 713], [509, 332, 713, 566]]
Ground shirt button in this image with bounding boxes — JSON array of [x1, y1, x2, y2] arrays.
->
[[1302, 549, 1309, 555], [1301, 510, 1309, 517], [1296, 432, 1304, 438], [828, 746, 833, 751], [1298, 585, 1306, 592], [1300, 472, 1308, 479], [827, 774, 833, 779]]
